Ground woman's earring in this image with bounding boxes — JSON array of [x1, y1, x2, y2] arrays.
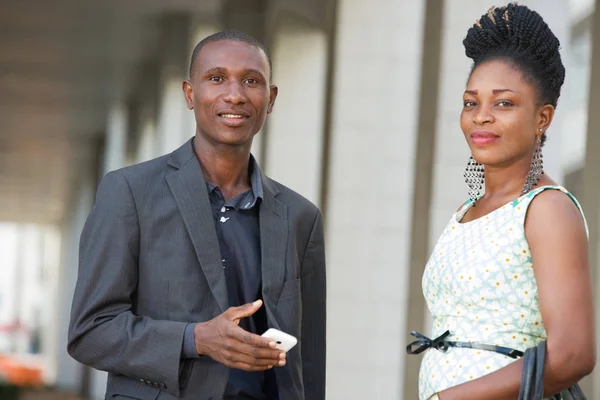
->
[[464, 155, 484, 204], [522, 134, 544, 195]]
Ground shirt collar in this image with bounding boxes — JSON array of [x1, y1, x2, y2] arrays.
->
[[248, 155, 264, 201], [206, 155, 263, 209]]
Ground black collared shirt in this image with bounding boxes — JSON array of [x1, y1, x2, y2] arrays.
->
[[199, 157, 277, 400]]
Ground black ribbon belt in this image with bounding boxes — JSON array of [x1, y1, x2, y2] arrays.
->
[[406, 330, 524, 359]]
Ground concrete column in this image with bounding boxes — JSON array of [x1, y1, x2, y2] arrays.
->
[[158, 78, 193, 155], [527, 0, 571, 182], [41, 226, 62, 384], [580, 2, 600, 397], [14, 226, 44, 355], [55, 181, 95, 392], [11, 226, 26, 354], [264, 15, 327, 206], [136, 107, 157, 163], [401, 0, 444, 398], [103, 102, 127, 173], [0, 224, 18, 353], [324, 0, 426, 398], [222, 0, 267, 41], [156, 15, 194, 155]]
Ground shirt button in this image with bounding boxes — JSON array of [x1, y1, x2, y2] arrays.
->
[[221, 206, 226, 212]]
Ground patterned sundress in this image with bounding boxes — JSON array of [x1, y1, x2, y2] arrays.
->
[[418, 185, 588, 399]]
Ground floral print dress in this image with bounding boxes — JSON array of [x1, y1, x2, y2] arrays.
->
[[418, 186, 587, 400]]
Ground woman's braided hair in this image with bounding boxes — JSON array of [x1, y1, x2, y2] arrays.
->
[[463, 3, 565, 145]]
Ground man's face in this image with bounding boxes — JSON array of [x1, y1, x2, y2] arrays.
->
[[183, 40, 277, 148]]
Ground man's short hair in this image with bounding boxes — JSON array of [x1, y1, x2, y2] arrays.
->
[[189, 30, 272, 80]]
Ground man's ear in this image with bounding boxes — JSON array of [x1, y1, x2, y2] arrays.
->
[[267, 85, 278, 114], [183, 80, 194, 110]]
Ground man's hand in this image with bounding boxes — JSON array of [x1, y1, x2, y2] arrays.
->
[[194, 300, 286, 371]]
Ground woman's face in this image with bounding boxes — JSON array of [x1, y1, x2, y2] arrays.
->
[[460, 59, 552, 168]]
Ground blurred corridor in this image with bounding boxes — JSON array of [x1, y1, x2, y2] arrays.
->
[[1, 0, 600, 399]]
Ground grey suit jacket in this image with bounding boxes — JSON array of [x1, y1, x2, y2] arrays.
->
[[67, 140, 326, 400]]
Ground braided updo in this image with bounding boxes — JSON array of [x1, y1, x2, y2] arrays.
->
[[463, 3, 565, 145]]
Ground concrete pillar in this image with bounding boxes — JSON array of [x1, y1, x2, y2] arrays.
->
[[55, 181, 95, 392], [324, 0, 426, 398], [158, 77, 193, 154], [156, 15, 194, 155], [264, 15, 327, 206], [222, 0, 267, 41], [103, 103, 127, 173], [0, 224, 18, 353], [41, 227, 62, 384], [527, 0, 571, 182], [136, 107, 157, 163], [14, 226, 44, 355], [11, 226, 27, 354], [581, 2, 600, 397], [401, 0, 444, 398]]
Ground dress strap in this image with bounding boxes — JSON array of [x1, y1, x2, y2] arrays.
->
[[519, 185, 589, 237], [455, 199, 474, 221]]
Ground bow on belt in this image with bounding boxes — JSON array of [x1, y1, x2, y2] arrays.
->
[[406, 330, 524, 359]]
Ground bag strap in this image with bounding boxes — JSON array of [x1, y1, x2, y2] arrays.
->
[[519, 341, 587, 400], [568, 383, 587, 400], [519, 346, 537, 400], [534, 341, 546, 399]]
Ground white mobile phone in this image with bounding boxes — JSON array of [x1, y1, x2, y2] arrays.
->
[[261, 328, 297, 352]]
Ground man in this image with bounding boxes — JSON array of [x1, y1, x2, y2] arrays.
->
[[68, 30, 326, 400]]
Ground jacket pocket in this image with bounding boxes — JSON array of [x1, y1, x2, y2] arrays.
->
[[106, 375, 160, 400]]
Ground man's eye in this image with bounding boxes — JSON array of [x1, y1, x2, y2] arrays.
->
[[209, 76, 223, 82], [245, 78, 258, 84]]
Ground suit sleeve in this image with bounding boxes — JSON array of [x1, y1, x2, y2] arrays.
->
[[300, 210, 327, 400], [67, 171, 188, 396]]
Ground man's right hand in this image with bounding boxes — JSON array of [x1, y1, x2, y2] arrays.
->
[[193, 300, 286, 371]]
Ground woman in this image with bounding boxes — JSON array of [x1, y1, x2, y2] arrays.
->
[[412, 4, 596, 400]]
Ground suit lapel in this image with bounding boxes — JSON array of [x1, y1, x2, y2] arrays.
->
[[259, 175, 288, 310], [165, 143, 229, 312]]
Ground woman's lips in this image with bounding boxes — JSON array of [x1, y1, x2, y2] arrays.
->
[[470, 130, 499, 145]]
